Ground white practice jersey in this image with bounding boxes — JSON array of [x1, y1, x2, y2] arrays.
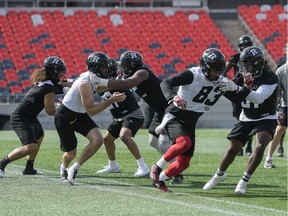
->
[[62, 71, 97, 113], [177, 67, 228, 112]]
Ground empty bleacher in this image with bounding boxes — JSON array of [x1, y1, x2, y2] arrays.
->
[[238, 4, 287, 66], [0, 5, 286, 99], [0, 8, 235, 97]]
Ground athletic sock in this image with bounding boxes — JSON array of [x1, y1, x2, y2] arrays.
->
[[109, 160, 118, 168], [216, 168, 225, 176], [60, 163, 67, 171], [136, 158, 146, 169], [156, 156, 168, 169], [71, 162, 81, 170], [25, 160, 35, 170], [241, 172, 251, 182], [0, 156, 11, 170]]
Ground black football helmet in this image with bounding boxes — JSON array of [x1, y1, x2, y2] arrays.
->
[[238, 46, 265, 77], [43, 56, 66, 83], [200, 48, 226, 82], [86, 52, 110, 78], [108, 58, 118, 78], [238, 35, 253, 52], [119, 51, 143, 77]]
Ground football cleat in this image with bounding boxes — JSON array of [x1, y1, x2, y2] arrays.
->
[[153, 181, 172, 192], [60, 169, 68, 181], [150, 164, 162, 184], [0, 168, 4, 178], [170, 173, 184, 185], [235, 179, 247, 194], [23, 169, 43, 175], [203, 173, 227, 190], [134, 166, 150, 177], [67, 167, 78, 185], [264, 159, 276, 168], [277, 147, 284, 157], [96, 165, 121, 174]]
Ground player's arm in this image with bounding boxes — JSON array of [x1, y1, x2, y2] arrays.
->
[[44, 92, 56, 115], [223, 61, 233, 77], [106, 69, 149, 90], [160, 69, 193, 101], [79, 81, 126, 116], [246, 84, 278, 104]]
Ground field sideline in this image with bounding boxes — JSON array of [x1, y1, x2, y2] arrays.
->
[[0, 129, 287, 216]]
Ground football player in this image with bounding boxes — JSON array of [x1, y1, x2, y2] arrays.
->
[[55, 52, 126, 185], [149, 48, 249, 192], [0, 56, 66, 177], [92, 50, 183, 184], [203, 46, 278, 194], [264, 60, 287, 167], [96, 58, 149, 177], [224, 35, 254, 156]]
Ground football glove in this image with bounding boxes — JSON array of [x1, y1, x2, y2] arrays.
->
[[218, 79, 239, 92], [171, 95, 187, 110], [243, 73, 254, 89]]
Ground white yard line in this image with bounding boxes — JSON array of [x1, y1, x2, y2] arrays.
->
[[7, 165, 287, 216]]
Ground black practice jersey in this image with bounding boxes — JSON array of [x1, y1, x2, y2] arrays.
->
[[225, 69, 278, 120], [12, 81, 55, 119], [134, 67, 168, 116], [101, 89, 140, 119]]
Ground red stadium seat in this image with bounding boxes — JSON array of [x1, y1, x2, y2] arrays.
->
[[10, 85, 23, 95]]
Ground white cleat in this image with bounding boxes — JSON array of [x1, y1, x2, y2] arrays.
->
[[134, 166, 150, 177], [96, 165, 120, 174], [0, 169, 4, 178], [60, 168, 68, 181], [235, 179, 247, 194], [264, 159, 276, 168], [203, 173, 227, 190], [67, 167, 77, 185]]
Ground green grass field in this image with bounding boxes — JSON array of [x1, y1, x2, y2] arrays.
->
[[0, 129, 287, 216]]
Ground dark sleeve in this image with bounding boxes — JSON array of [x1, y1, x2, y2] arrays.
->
[[224, 86, 251, 103], [160, 69, 193, 101], [54, 83, 64, 95]]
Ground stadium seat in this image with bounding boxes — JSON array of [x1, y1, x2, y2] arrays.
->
[[0, 9, 239, 86], [10, 85, 23, 95]]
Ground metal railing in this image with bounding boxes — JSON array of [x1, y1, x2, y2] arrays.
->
[[1, 0, 204, 9]]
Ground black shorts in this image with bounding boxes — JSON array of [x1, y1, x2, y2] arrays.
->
[[10, 115, 43, 145], [227, 119, 277, 146], [107, 117, 144, 138], [278, 106, 287, 127], [164, 111, 202, 157], [148, 112, 164, 137], [54, 105, 98, 152]]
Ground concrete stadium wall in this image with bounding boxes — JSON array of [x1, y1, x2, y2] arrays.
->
[[0, 97, 236, 130]]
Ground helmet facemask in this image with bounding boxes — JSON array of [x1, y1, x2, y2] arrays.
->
[[238, 46, 265, 78]]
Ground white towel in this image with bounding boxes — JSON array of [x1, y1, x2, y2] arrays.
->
[[154, 113, 175, 135]]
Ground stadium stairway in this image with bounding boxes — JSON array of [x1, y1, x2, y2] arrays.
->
[[214, 19, 246, 52], [214, 16, 277, 71]]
